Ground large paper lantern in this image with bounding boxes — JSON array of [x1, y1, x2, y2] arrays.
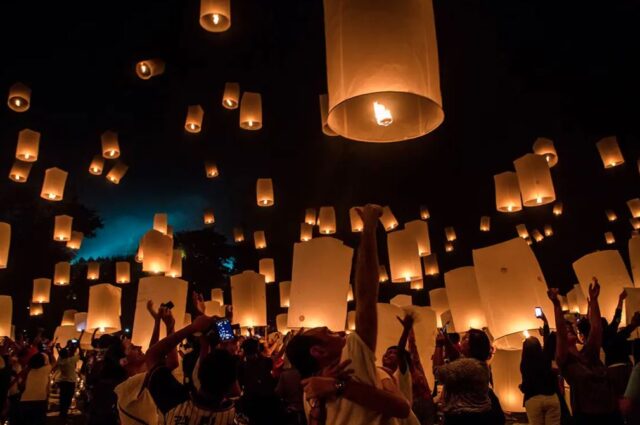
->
[[211, 288, 224, 305], [304, 208, 317, 226], [480, 216, 490, 232], [513, 154, 556, 206], [9, 160, 32, 182], [300, 223, 313, 242], [41, 167, 68, 201], [387, 229, 422, 283], [322, 0, 443, 142], [553, 202, 563, 216], [411, 278, 424, 290], [15, 129, 40, 162], [378, 265, 389, 282], [101, 131, 120, 159], [204, 209, 215, 225], [494, 172, 522, 213], [596, 136, 624, 168], [258, 258, 275, 283], [53, 326, 81, 356], [256, 178, 274, 207], [288, 237, 353, 330], [573, 250, 633, 321], [428, 288, 449, 327], [319, 94, 337, 136], [515, 224, 529, 239], [233, 227, 245, 243], [185, 105, 204, 133], [567, 284, 588, 314], [0, 296, 12, 337], [231, 271, 267, 327], [472, 238, 553, 350], [199, 0, 231, 32], [405, 220, 431, 256], [86, 284, 121, 333], [53, 215, 73, 241], [349, 207, 364, 232], [54, 262, 71, 286], [628, 198, 640, 219], [7, 83, 31, 112], [67, 231, 83, 250], [254, 231, 267, 249], [87, 262, 100, 280], [423, 254, 439, 276], [89, 155, 104, 175], [444, 227, 457, 242], [29, 303, 43, 316], [116, 261, 130, 284], [205, 161, 219, 178], [222, 82, 240, 109], [605, 232, 615, 245], [74, 312, 87, 332], [380, 206, 399, 231], [318, 206, 337, 234], [142, 229, 173, 273], [444, 267, 488, 330], [277, 313, 289, 334], [106, 161, 128, 184], [630, 236, 640, 285], [492, 349, 525, 413], [32, 278, 51, 303], [61, 309, 77, 326], [135, 59, 165, 80], [132, 276, 188, 350], [153, 213, 168, 235], [205, 301, 224, 317], [0, 223, 10, 269], [239, 92, 262, 130], [532, 137, 558, 167], [279, 281, 291, 308]]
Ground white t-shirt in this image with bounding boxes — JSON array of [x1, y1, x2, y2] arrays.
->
[[114, 372, 160, 425], [21, 364, 52, 401]]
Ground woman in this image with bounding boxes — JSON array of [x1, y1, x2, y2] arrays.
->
[[19, 352, 51, 425], [519, 337, 560, 425]]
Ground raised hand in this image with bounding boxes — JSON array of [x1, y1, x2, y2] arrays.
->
[[619, 289, 628, 302], [160, 307, 175, 330], [547, 288, 561, 306], [588, 278, 600, 301], [146, 300, 160, 320], [396, 314, 414, 330]]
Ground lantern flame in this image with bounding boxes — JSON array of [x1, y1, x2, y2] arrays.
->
[[140, 63, 149, 75], [248, 121, 254, 127], [47, 193, 56, 200], [225, 99, 233, 107], [212, 13, 220, 25], [536, 196, 542, 204], [373, 102, 393, 126], [507, 205, 513, 212], [14, 98, 21, 107]]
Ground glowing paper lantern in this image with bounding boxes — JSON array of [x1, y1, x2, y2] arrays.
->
[[239, 92, 262, 130], [378, 265, 389, 282], [222, 82, 240, 109], [531, 229, 544, 243], [277, 313, 289, 334], [254, 231, 267, 249], [630, 236, 640, 285], [494, 172, 523, 213], [53, 326, 80, 355], [387, 229, 422, 283], [346, 311, 356, 332], [32, 278, 51, 303], [423, 254, 439, 276], [605, 232, 615, 245], [74, 312, 87, 332], [231, 271, 267, 328], [15, 129, 40, 162], [142, 230, 173, 274], [553, 202, 563, 216], [8, 160, 32, 183], [41, 167, 68, 201], [444, 227, 457, 242], [0, 223, 10, 269], [480, 216, 490, 232], [89, 155, 104, 175], [631, 219, 640, 230], [299, 223, 313, 242], [544, 225, 553, 237], [532, 137, 558, 167], [279, 281, 291, 308], [405, 220, 431, 256], [411, 278, 424, 290], [605, 209, 617, 222], [204, 209, 215, 225], [66, 231, 83, 250], [390, 295, 412, 308], [567, 284, 587, 315], [185, 105, 204, 133], [444, 267, 488, 331], [349, 207, 364, 232], [444, 242, 454, 253], [380, 206, 399, 231], [420, 206, 430, 220], [515, 224, 529, 239], [628, 198, 640, 218], [513, 154, 556, 206], [30, 303, 43, 316], [318, 206, 337, 234], [596, 136, 624, 168], [53, 262, 71, 286], [61, 309, 77, 326], [256, 178, 274, 207], [288, 237, 353, 330], [106, 161, 128, 184], [205, 301, 223, 317], [233, 227, 245, 243], [428, 288, 449, 327], [319, 94, 337, 136], [205, 161, 219, 178], [259, 258, 275, 283], [211, 289, 224, 305], [115, 261, 130, 284], [53, 215, 73, 241], [492, 349, 525, 413], [87, 262, 100, 280], [0, 297, 12, 337], [86, 284, 121, 333], [153, 213, 168, 235], [199, 0, 231, 32], [346, 285, 354, 302], [7, 83, 31, 112], [304, 208, 317, 226], [135, 58, 165, 80], [101, 131, 120, 159]]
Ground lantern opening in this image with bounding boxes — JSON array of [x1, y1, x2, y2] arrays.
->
[[373, 102, 393, 127]]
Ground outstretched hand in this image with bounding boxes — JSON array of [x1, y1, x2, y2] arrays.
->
[[146, 300, 160, 321], [160, 307, 175, 330], [619, 289, 628, 302], [396, 314, 414, 330], [588, 278, 600, 302]]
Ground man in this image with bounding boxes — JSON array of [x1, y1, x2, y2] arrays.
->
[[287, 204, 411, 425]]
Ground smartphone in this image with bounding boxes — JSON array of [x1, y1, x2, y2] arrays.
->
[[535, 307, 543, 318], [215, 318, 235, 341], [70, 339, 78, 344]]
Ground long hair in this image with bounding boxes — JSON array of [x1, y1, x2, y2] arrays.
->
[[520, 337, 548, 378]]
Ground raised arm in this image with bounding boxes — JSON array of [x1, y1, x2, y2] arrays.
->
[[395, 315, 414, 374], [147, 300, 162, 348], [583, 279, 603, 361], [160, 308, 178, 370], [547, 288, 568, 366]]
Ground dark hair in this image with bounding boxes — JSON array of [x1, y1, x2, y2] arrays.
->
[[467, 329, 491, 362], [577, 318, 590, 339], [286, 334, 323, 378], [28, 353, 45, 369], [241, 338, 260, 356], [448, 332, 461, 345], [59, 348, 70, 359], [520, 337, 545, 374], [198, 349, 237, 400]]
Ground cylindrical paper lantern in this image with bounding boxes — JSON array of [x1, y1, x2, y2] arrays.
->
[[211, 288, 224, 305], [631, 218, 640, 230], [544, 225, 553, 237], [323, 0, 443, 142], [135, 59, 165, 80], [41, 167, 68, 201], [222, 82, 240, 109], [318, 206, 337, 234], [532, 137, 558, 167], [279, 281, 291, 308], [0, 223, 9, 269], [531, 229, 544, 243], [135, 239, 144, 263], [596, 136, 624, 168], [101, 131, 120, 159], [61, 309, 77, 326], [304, 208, 317, 225], [256, 178, 274, 206], [231, 271, 267, 327], [423, 254, 439, 276], [378, 265, 389, 282], [553, 202, 563, 216], [300, 223, 313, 242], [480, 216, 490, 232], [86, 284, 121, 333], [9, 160, 32, 182], [74, 312, 87, 332], [605, 209, 618, 222], [116, 261, 130, 284], [349, 207, 364, 232], [515, 224, 529, 239], [567, 284, 588, 315], [346, 285, 354, 302], [628, 198, 640, 219], [204, 209, 215, 225], [0, 296, 12, 337], [387, 229, 422, 283], [428, 288, 449, 328], [514, 153, 556, 206], [258, 258, 275, 283], [199, 0, 231, 32], [254, 231, 267, 249], [106, 161, 128, 184], [444, 227, 457, 242], [277, 313, 289, 334], [239, 92, 262, 130], [346, 310, 356, 332], [168, 250, 182, 278], [153, 213, 168, 235], [29, 303, 43, 316], [444, 267, 487, 330], [420, 206, 430, 220], [233, 227, 245, 243], [54, 261, 71, 285], [185, 105, 204, 133], [205, 300, 224, 317], [494, 172, 523, 213], [142, 230, 173, 273], [492, 349, 525, 413], [87, 262, 100, 280], [411, 278, 424, 290], [405, 220, 431, 256], [66, 231, 83, 250], [444, 242, 454, 252], [16, 129, 40, 162], [32, 278, 51, 303], [8, 83, 31, 112], [380, 206, 399, 231], [629, 236, 640, 285], [205, 161, 219, 178], [89, 155, 104, 175], [605, 232, 615, 245], [390, 295, 412, 307], [53, 215, 73, 241], [319, 94, 337, 136]]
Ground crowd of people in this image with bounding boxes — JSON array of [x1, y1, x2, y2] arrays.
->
[[0, 204, 638, 425]]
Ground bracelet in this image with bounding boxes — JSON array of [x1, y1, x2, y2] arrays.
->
[[334, 379, 346, 397]]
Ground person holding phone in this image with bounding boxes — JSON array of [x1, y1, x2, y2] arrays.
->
[[53, 330, 84, 420]]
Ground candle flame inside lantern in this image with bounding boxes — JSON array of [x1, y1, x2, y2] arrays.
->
[[373, 102, 393, 126], [47, 193, 56, 200], [14, 98, 21, 107], [523, 330, 530, 338], [225, 99, 233, 107], [212, 13, 220, 25], [24, 153, 30, 159], [140, 63, 149, 76], [536, 196, 542, 204], [248, 121, 254, 127], [507, 205, 513, 212], [108, 150, 115, 157], [99, 327, 105, 333]]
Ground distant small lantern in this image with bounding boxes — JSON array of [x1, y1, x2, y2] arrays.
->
[[628, 198, 640, 218], [135, 58, 165, 80], [596, 136, 624, 168], [387, 229, 422, 283], [41, 167, 68, 201], [279, 281, 291, 308], [516, 224, 529, 239], [54, 262, 71, 286], [211, 288, 224, 305], [204, 209, 215, 225], [419, 207, 431, 221], [605, 232, 615, 245], [61, 309, 77, 326], [32, 278, 51, 303], [53, 215, 73, 241], [553, 202, 563, 216], [199, 0, 231, 32], [631, 218, 640, 230], [532, 137, 558, 167], [30, 303, 43, 316], [378, 265, 389, 282], [544, 225, 554, 237], [405, 220, 431, 256], [259, 258, 275, 283], [89, 155, 105, 175], [0, 223, 10, 269], [423, 254, 439, 276], [444, 227, 457, 242], [531, 229, 544, 243], [494, 172, 522, 213], [101, 131, 121, 159], [116, 261, 130, 284], [239, 92, 262, 130], [9, 160, 32, 183], [15, 129, 40, 162], [444, 241, 454, 253], [87, 262, 100, 280], [349, 207, 364, 232], [318, 206, 337, 234], [277, 313, 290, 334], [142, 230, 173, 274], [346, 310, 356, 332], [319, 94, 337, 136], [67, 231, 83, 250], [480, 216, 491, 232], [205, 161, 219, 178], [233, 227, 245, 243], [379, 206, 399, 231], [106, 161, 128, 184], [411, 279, 424, 290], [304, 208, 317, 225], [300, 223, 313, 242], [346, 285, 354, 302], [513, 154, 556, 206], [605, 209, 618, 222], [7, 83, 31, 112], [222, 82, 240, 109], [256, 178, 274, 206], [153, 213, 169, 235], [168, 249, 182, 278], [185, 105, 204, 133], [254, 231, 267, 249]]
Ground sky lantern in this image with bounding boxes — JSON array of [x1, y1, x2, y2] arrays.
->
[[211, 288, 224, 305], [628, 198, 640, 218], [304, 208, 317, 225], [53, 261, 71, 285], [605, 209, 618, 222], [513, 153, 556, 206], [531, 229, 544, 243], [494, 172, 522, 213], [61, 309, 77, 326], [322, 0, 443, 142], [596, 136, 624, 168], [9, 160, 32, 183], [74, 312, 87, 332], [405, 220, 431, 256], [543, 225, 553, 237], [277, 313, 290, 334], [199, 0, 231, 32], [378, 265, 389, 282], [423, 254, 439, 276], [239, 92, 262, 130], [420, 206, 430, 220], [89, 155, 105, 175], [480, 216, 490, 232], [87, 262, 100, 280], [444, 242, 454, 252], [631, 219, 640, 230], [279, 281, 291, 308], [231, 271, 267, 328], [66, 231, 83, 250], [205, 300, 224, 317], [0, 297, 11, 337], [116, 261, 130, 284], [387, 229, 422, 283], [222, 82, 240, 109], [40, 167, 68, 201], [379, 206, 399, 231], [204, 209, 215, 225], [492, 349, 525, 413], [605, 232, 615, 245], [444, 266, 488, 330], [258, 258, 275, 283], [53, 215, 73, 241], [287, 237, 353, 331], [29, 303, 43, 317], [229, 228, 243, 244], [390, 295, 412, 308], [86, 284, 121, 333], [0, 223, 10, 269], [532, 137, 558, 167], [349, 207, 364, 232], [345, 310, 356, 332], [253, 231, 267, 249], [515, 224, 529, 239], [428, 288, 450, 327], [411, 278, 424, 290], [319, 94, 337, 136], [318, 206, 337, 234], [346, 285, 354, 302], [185, 105, 204, 133], [205, 161, 219, 178], [15, 129, 40, 162], [567, 284, 588, 314], [101, 131, 121, 159], [153, 213, 168, 235], [7, 82, 31, 112], [135, 58, 165, 80], [444, 226, 457, 242], [106, 161, 128, 184], [630, 236, 640, 284], [32, 278, 51, 303], [256, 178, 274, 206], [553, 202, 563, 216], [142, 229, 173, 274]]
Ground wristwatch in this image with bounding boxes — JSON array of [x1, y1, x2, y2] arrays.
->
[[334, 379, 347, 397]]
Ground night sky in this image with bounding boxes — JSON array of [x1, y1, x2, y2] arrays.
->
[[1, 0, 639, 330]]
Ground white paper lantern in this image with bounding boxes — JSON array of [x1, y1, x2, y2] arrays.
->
[[167, 250, 182, 278], [544, 225, 554, 237], [89, 155, 105, 175], [596, 136, 624, 168], [277, 313, 289, 334], [205, 161, 219, 178], [318, 206, 337, 234], [239, 92, 262, 130], [231, 271, 267, 327], [61, 309, 77, 326], [304, 208, 317, 226], [153, 213, 168, 235], [142, 230, 173, 273], [101, 131, 121, 159], [279, 281, 291, 308], [256, 178, 274, 207], [15, 129, 40, 162], [185, 105, 204, 133], [387, 229, 422, 283], [0, 223, 10, 268], [199, 0, 231, 32], [32, 278, 51, 304], [211, 288, 224, 305], [444, 267, 488, 331], [300, 223, 314, 242], [492, 349, 525, 413], [135, 58, 165, 80], [553, 202, 563, 216], [379, 206, 399, 231], [405, 220, 431, 256], [346, 311, 356, 332], [420, 206, 430, 220], [53, 262, 71, 286], [605, 209, 618, 222], [605, 232, 616, 245], [7, 83, 31, 112], [87, 262, 100, 280], [233, 227, 245, 243], [532, 137, 558, 167], [222, 82, 240, 109], [0, 296, 12, 337], [346, 285, 354, 302], [53, 215, 73, 241], [9, 160, 32, 183], [513, 153, 556, 207], [259, 258, 275, 283], [74, 312, 87, 332], [567, 284, 588, 315], [254, 231, 267, 249], [390, 295, 412, 308], [531, 229, 544, 243], [319, 94, 338, 136], [349, 207, 364, 232], [444, 227, 457, 242], [428, 288, 449, 328], [628, 198, 640, 219], [41, 167, 68, 201], [378, 265, 389, 282], [494, 172, 522, 213], [66, 231, 83, 250], [87, 284, 121, 333], [29, 303, 43, 316], [423, 254, 439, 276], [106, 161, 128, 184], [480, 216, 491, 232]]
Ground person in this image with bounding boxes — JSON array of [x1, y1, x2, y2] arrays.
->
[[19, 352, 52, 425], [53, 333, 83, 421], [519, 336, 561, 425], [286, 204, 411, 425]]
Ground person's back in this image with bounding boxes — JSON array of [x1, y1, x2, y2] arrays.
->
[[519, 337, 560, 425], [20, 353, 52, 425], [437, 357, 491, 414]]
